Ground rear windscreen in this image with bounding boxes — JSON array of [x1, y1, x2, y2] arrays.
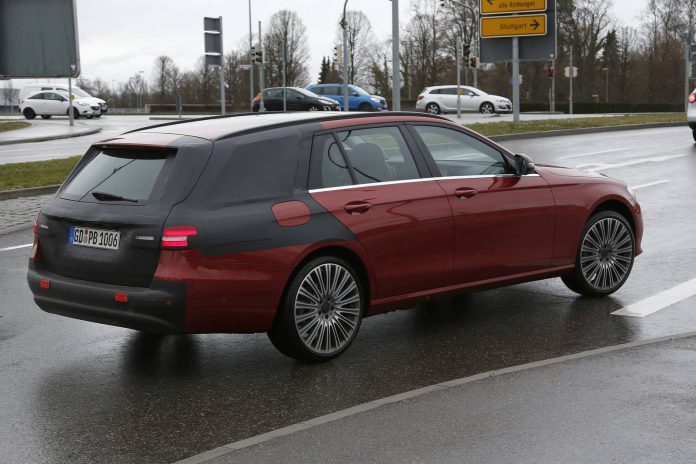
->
[[60, 149, 170, 203]]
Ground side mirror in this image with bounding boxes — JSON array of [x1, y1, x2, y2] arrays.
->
[[514, 154, 535, 175]]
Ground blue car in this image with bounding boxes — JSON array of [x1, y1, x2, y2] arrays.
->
[[306, 84, 387, 111]]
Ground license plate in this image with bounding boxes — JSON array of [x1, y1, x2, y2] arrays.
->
[[69, 225, 120, 250]]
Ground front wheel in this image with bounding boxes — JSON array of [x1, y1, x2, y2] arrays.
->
[[480, 102, 495, 114], [268, 256, 364, 362], [562, 211, 635, 297], [67, 108, 80, 119], [358, 102, 373, 112], [692, 130, 696, 142]]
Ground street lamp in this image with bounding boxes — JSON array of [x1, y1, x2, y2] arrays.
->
[[341, 0, 350, 112], [603, 67, 609, 103]]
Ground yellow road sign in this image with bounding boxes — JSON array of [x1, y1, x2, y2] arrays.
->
[[480, 0, 547, 15], [480, 14, 547, 38]]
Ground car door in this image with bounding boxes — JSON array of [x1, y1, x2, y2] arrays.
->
[[324, 85, 343, 108], [409, 124, 556, 284], [438, 87, 459, 112], [46, 92, 67, 114], [308, 125, 454, 300], [462, 89, 480, 111], [26, 93, 47, 113], [263, 89, 281, 111], [285, 89, 305, 111]]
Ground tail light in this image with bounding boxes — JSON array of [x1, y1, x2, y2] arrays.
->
[[689, 92, 696, 104], [161, 226, 198, 249], [31, 214, 43, 262], [417, 95, 424, 101]]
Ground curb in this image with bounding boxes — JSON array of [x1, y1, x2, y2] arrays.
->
[[0, 184, 60, 201], [486, 121, 686, 142], [0, 127, 102, 146]]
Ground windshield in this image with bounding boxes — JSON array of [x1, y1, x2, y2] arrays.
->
[[72, 87, 92, 98], [349, 85, 370, 96]]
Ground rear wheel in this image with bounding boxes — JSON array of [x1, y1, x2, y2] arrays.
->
[[268, 256, 364, 362], [307, 105, 319, 112], [480, 102, 495, 114], [425, 102, 441, 114], [23, 108, 36, 120], [692, 130, 696, 142], [562, 211, 635, 297]]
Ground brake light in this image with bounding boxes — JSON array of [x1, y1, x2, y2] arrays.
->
[[115, 292, 128, 303], [417, 95, 424, 101], [31, 214, 43, 262], [161, 226, 198, 249], [689, 92, 696, 104], [40, 279, 50, 290]]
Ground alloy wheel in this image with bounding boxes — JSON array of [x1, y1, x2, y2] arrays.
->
[[480, 103, 495, 114], [294, 263, 361, 355], [579, 217, 633, 291], [426, 103, 440, 115]]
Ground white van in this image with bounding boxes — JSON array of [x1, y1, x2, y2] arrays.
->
[[19, 84, 108, 116]]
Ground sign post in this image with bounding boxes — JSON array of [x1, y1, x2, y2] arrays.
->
[[204, 17, 225, 115]]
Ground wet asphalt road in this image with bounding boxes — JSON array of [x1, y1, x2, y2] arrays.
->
[[1, 126, 695, 463]]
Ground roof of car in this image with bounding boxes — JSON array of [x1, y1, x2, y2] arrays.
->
[[127, 112, 450, 142]]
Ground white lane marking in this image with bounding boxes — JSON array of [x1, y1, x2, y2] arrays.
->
[[576, 153, 688, 172], [0, 243, 32, 252], [612, 278, 696, 318], [560, 148, 628, 160], [174, 330, 696, 464], [632, 180, 670, 190]]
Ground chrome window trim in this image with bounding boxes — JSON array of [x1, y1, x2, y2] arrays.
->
[[308, 174, 540, 194]]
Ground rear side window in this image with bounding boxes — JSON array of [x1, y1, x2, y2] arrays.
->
[[196, 128, 301, 205], [28, 93, 45, 100], [61, 150, 169, 203]]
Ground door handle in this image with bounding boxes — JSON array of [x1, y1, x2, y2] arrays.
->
[[344, 201, 373, 215], [453, 188, 479, 199]]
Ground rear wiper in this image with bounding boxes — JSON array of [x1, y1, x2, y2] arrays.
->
[[91, 191, 139, 203]]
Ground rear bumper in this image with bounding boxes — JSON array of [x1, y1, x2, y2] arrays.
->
[[28, 263, 186, 333]]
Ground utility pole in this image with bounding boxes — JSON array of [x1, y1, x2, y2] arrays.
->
[[248, 0, 254, 111], [512, 37, 520, 122], [551, 56, 555, 113], [68, 77, 74, 126], [456, 36, 462, 119], [258, 21, 265, 112], [219, 18, 225, 115], [392, 0, 401, 111], [341, 0, 350, 112], [569, 45, 574, 116], [685, 33, 692, 113], [282, 40, 287, 112], [604, 67, 609, 103]]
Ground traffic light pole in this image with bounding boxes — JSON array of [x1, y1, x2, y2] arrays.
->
[[248, 0, 254, 111], [569, 45, 574, 116], [512, 37, 520, 123], [219, 17, 225, 115], [551, 57, 555, 113], [392, 0, 401, 111], [456, 36, 462, 119], [341, 0, 350, 112], [258, 21, 265, 113]]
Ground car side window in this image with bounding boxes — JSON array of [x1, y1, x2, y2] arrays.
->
[[413, 125, 508, 177], [441, 88, 458, 95], [287, 89, 303, 100], [336, 126, 420, 185], [313, 135, 354, 189], [28, 93, 45, 100]]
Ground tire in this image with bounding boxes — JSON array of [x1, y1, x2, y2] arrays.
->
[[692, 130, 696, 142], [425, 102, 441, 115], [23, 108, 36, 120], [562, 211, 635, 297], [268, 256, 364, 362], [307, 105, 319, 112], [67, 108, 80, 119], [40, 115, 51, 120], [480, 102, 495, 114], [358, 102, 373, 112], [95, 114, 102, 118]]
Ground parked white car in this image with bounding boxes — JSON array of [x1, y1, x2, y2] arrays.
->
[[19, 84, 108, 116], [416, 85, 512, 115], [688, 89, 696, 141], [19, 90, 100, 120]]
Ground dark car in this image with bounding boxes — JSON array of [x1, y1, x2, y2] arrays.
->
[[28, 112, 643, 361], [252, 87, 340, 112]]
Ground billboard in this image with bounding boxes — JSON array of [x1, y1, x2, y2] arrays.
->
[[0, 0, 80, 78]]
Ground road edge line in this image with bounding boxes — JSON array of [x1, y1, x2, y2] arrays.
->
[[173, 330, 696, 464]]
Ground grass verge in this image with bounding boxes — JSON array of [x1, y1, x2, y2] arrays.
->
[[0, 121, 31, 133], [468, 113, 686, 137], [0, 156, 80, 191]]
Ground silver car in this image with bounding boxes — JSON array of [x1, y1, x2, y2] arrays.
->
[[688, 88, 696, 141], [416, 85, 512, 115]]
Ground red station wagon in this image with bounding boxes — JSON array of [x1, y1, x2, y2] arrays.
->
[[27, 112, 643, 361]]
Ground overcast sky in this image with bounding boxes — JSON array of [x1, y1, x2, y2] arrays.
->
[[15, 0, 648, 87]]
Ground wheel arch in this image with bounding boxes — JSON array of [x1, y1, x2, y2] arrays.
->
[[480, 101, 495, 113], [589, 199, 635, 235], [281, 244, 373, 316]]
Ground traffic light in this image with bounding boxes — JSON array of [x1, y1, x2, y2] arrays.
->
[[470, 56, 478, 69], [334, 45, 343, 64], [462, 43, 471, 60], [548, 67, 555, 78], [250, 46, 256, 60], [254, 48, 263, 64]]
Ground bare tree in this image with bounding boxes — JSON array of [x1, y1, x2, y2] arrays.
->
[[263, 10, 310, 87], [335, 10, 378, 86], [152, 55, 177, 103]]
